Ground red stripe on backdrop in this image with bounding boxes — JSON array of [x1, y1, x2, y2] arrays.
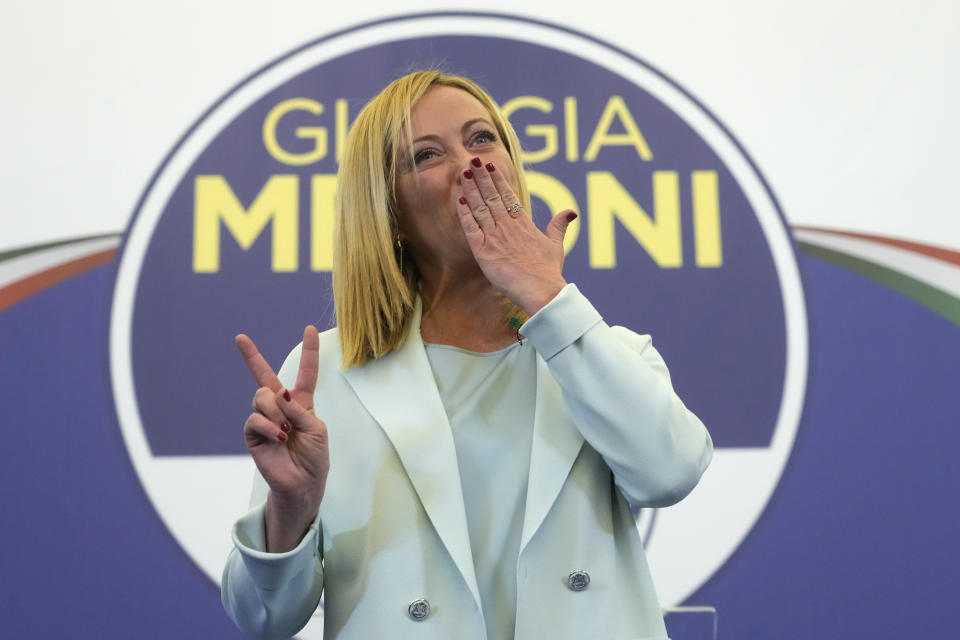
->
[[0, 249, 116, 312], [792, 225, 960, 266]]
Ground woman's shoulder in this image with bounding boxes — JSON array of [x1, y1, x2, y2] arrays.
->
[[317, 324, 341, 353], [276, 326, 343, 385], [280, 325, 341, 354]]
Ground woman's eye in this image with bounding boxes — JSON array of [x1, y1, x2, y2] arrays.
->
[[472, 130, 498, 145], [414, 149, 437, 164]]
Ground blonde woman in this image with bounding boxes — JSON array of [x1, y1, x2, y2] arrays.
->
[[222, 71, 712, 640]]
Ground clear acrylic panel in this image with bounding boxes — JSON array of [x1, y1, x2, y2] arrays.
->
[[663, 605, 718, 640]]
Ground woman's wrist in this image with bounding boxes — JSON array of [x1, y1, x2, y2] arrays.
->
[[264, 491, 319, 553], [513, 278, 567, 317]]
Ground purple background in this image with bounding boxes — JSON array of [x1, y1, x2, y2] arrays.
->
[[2, 254, 957, 638], [4, 14, 955, 640]]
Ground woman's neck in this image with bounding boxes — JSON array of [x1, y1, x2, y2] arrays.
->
[[417, 268, 518, 352]]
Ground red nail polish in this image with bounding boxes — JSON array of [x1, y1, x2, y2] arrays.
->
[[283, 390, 291, 401], [458, 196, 467, 205], [463, 169, 473, 179], [471, 157, 482, 168], [277, 431, 287, 442], [485, 163, 495, 172], [567, 211, 578, 222], [280, 421, 291, 432]]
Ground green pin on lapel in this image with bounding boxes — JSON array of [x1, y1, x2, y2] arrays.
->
[[508, 317, 523, 344]]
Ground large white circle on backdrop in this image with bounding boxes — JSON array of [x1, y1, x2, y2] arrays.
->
[[110, 12, 807, 636]]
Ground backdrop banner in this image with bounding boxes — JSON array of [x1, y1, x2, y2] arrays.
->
[[2, 8, 958, 640]]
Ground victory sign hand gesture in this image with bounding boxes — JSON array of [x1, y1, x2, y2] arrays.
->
[[236, 326, 328, 551]]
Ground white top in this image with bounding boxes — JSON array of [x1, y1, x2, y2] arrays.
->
[[424, 340, 537, 640]]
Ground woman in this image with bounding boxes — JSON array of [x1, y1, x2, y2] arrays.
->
[[222, 70, 712, 640]]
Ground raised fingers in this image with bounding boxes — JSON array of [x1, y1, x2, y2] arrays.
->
[[235, 334, 283, 392], [294, 325, 319, 396]]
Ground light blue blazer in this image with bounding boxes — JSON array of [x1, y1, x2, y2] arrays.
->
[[222, 285, 713, 639]]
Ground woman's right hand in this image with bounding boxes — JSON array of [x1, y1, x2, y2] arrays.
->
[[235, 326, 329, 551]]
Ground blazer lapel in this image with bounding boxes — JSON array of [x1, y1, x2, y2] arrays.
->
[[520, 355, 585, 552], [341, 301, 482, 609]]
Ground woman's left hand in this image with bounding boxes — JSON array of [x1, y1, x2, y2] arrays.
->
[[456, 158, 577, 315]]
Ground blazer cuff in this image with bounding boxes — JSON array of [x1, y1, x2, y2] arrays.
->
[[520, 283, 603, 360], [231, 503, 322, 591]]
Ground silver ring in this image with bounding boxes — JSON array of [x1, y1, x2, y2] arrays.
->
[[506, 202, 523, 215]]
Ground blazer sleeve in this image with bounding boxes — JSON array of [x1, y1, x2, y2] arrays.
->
[[221, 343, 324, 640], [520, 283, 713, 508]]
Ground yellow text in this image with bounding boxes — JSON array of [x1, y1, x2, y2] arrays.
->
[[192, 170, 721, 272]]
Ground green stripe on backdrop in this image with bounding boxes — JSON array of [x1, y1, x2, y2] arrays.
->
[[0, 233, 120, 263], [799, 241, 960, 328]]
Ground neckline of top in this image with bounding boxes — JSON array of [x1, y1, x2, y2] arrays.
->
[[422, 340, 523, 357]]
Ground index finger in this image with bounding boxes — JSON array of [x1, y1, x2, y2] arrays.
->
[[235, 334, 283, 392], [293, 325, 320, 394]]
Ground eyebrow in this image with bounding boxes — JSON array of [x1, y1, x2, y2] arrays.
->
[[412, 118, 495, 144]]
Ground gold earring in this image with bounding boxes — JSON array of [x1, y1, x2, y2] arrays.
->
[[396, 235, 403, 271]]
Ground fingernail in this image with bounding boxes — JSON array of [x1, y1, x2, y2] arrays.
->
[[283, 390, 291, 401], [280, 421, 291, 432], [458, 196, 467, 205], [567, 211, 578, 222], [277, 431, 288, 442], [485, 163, 495, 172], [471, 157, 482, 168], [463, 169, 473, 179]]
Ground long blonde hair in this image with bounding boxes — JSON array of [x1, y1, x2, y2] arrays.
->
[[333, 71, 531, 368]]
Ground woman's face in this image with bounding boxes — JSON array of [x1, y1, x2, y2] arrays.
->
[[395, 85, 518, 270]]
